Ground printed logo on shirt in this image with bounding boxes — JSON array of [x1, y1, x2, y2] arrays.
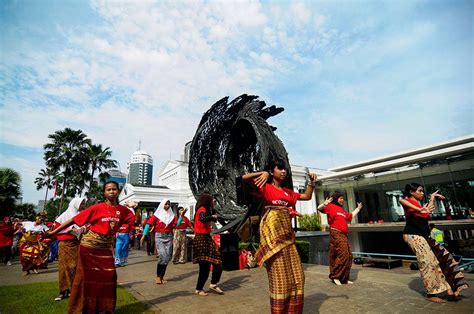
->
[[272, 200, 289, 206], [101, 217, 120, 222], [336, 212, 346, 217], [116, 210, 121, 215]]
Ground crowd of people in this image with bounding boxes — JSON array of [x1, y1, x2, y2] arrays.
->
[[0, 163, 470, 313]]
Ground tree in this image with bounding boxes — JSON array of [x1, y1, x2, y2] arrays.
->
[[14, 203, 37, 221], [34, 167, 58, 204], [43, 128, 91, 213], [0, 168, 22, 217], [87, 144, 117, 191]]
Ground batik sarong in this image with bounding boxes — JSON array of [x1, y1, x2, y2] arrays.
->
[[19, 232, 49, 271], [58, 239, 79, 294], [256, 206, 304, 314], [404, 234, 469, 295], [329, 228, 352, 283], [172, 229, 187, 263], [68, 231, 116, 313], [192, 233, 221, 265]]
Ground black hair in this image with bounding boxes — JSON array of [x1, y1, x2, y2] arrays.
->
[[429, 223, 435, 229], [403, 183, 422, 198], [195, 193, 214, 216], [267, 159, 287, 172], [177, 206, 184, 211], [103, 180, 120, 192]]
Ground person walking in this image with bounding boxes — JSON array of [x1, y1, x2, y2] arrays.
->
[[192, 193, 224, 296], [172, 207, 193, 264], [46, 181, 135, 313], [317, 194, 362, 285], [141, 199, 175, 284], [401, 183, 469, 303], [115, 200, 138, 267], [242, 159, 317, 313]]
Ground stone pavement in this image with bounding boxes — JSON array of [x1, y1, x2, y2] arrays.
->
[[1, 249, 473, 313]]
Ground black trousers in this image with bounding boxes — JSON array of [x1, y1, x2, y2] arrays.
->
[[196, 261, 222, 290], [0, 246, 11, 264], [156, 263, 168, 278]]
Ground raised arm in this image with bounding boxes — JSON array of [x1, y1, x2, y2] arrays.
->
[[299, 173, 317, 201], [400, 199, 434, 214], [46, 219, 75, 237], [317, 197, 333, 213], [351, 202, 363, 221], [242, 171, 269, 188]]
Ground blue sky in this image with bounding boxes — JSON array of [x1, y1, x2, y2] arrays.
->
[[1, 0, 472, 203]]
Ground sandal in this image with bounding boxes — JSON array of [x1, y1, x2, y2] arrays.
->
[[195, 290, 208, 296], [54, 294, 64, 301], [209, 284, 224, 295]]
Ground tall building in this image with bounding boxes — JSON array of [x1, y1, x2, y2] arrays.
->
[[108, 169, 127, 188], [128, 145, 153, 185]]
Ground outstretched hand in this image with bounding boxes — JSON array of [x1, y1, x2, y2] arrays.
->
[[356, 202, 363, 210], [430, 190, 445, 200], [254, 172, 269, 188], [422, 203, 435, 214], [308, 172, 317, 183], [324, 197, 333, 206]]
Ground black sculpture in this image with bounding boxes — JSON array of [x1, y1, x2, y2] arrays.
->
[[188, 94, 293, 232]]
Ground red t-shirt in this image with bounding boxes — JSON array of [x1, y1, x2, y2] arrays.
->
[[172, 216, 193, 230], [145, 215, 174, 233], [322, 203, 352, 234], [52, 221, 75, 241], [73, 203, 135, 236], [0, 223, 13, 247], [117, 208, 136, 233], [401, 198, 430, 219], [258, 183, 300, 217], [194, 207, 212, 234]]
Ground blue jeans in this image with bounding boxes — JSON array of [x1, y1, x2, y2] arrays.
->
[[115, 233, 130, 265]]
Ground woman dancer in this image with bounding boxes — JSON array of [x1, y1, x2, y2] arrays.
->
[[0, 216, 14, 266], [19, 214, 49, 275], [242, 160, 317, 313], [192, 193, 224, 296], [317, 193, 362, 285], [52, 197, 86, 301], [141, 199, 175, 284], [401, 183, 469, 303], [46, 181, 135, 313], [172, 207, 193, 264]]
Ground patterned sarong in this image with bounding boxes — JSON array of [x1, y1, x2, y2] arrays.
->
[[172, 229, 187, 263], [404, 234, 469, 295], [192, 233, 221, 265], [68, 231, 116, 313], [155, 232, 173, 265], [256, 206, 304, 314], [329, 228, 352, 283], [58, 239, 79, 293], [19, 232, 49, 271]]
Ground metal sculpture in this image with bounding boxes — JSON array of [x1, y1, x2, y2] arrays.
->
[[188, 94, 293, 232]]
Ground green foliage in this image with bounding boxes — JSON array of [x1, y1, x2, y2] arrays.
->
[[298, 213, 321, 231], [0, 281, 152, 313], [295, 240, 310, 263], [0, 168, 22, 217], [13, 203, 37, 220], [238, 242, 259, 250]]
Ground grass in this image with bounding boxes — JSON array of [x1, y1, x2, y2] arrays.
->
[[0, 281, 153, 313]]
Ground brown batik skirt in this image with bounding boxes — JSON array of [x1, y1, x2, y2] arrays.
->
[[329, 228, 352, 283], [58, 239, 80, 293], [68, 231, 116, 314], [19, 232, 49, 271], [192, 233, 221, 265], [256, 206, 304, 314], [404, 234, 469, 295]]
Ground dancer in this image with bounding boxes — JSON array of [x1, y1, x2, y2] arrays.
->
[[141, 199, 175, 284], [52, 197, 86, 301], [19, 214, 49, 275], [317, 193, 362, 285], [172, 207, 193, 264], [0, 216, 14, 266], [115, 200, 138, 267], [192, 193, 224, 296], [401, 183, 469, 303], [143, 211, 155, 256], [46, 181, 135, 313], [242, 160, 317, 313]]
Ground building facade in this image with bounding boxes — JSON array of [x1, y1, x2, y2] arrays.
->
[[128, 150, 153, 185]]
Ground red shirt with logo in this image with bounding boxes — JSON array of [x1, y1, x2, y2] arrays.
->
[[145, 215, 174, 233], [258, 183, 301, 217], [172, 216, 193, 230], [322, 203, 353, 234], [194, 207, 212, 234], [73, 203, 135, 235]]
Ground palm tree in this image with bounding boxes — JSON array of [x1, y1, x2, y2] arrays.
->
[[34, 167, 58, 204], [43, 128, 91, 212], [87, 144, 117, 190], [0, 168, 22, 217]]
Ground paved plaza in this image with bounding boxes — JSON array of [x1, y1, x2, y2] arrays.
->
[[1, 249, 473, 313]]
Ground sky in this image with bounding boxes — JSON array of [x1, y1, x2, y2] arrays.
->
[[1, 0, 472, 204]]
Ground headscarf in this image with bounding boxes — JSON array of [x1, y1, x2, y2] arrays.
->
[[154, 199, 174, 226], [55, 197, 86, 234], [330, 192, 344, 207]]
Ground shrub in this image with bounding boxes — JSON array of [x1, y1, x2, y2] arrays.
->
[[295, 240, 310, 263], [298, 213, 321, 231]]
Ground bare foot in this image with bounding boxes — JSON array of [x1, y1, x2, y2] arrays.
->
[[33, 269, 39, 274], [161, 279, 168, 284], [155, 277, 163, 284], [347, 280, 354, 284], [426, 296, 446, 303]]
